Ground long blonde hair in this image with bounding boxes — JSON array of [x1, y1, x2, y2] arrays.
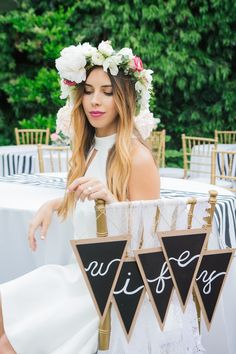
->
[[58, 66, 144, 218]]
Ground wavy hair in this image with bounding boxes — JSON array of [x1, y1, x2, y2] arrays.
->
[[58, 66, 145, 218]]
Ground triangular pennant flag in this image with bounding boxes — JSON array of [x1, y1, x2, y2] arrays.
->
[[112, 258, 145, 340], [158, 228, 209, 311], [71, 236, 128, 322], [135, 247, 174, 329], [194, 249, 235, 330]]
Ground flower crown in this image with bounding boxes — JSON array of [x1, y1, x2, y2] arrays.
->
[[55, 40, 153, 112], [54, 41, 159, 140]]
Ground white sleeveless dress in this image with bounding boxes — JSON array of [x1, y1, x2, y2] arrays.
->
[[0, 134, 203, 354]]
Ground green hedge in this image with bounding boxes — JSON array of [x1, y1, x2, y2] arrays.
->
[[0, 0, 235, 166]]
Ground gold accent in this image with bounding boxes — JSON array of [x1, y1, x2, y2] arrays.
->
[[211, 149, 236, 193], [37, 144, 71, 173], [187, 197, 197, 229], [95, 199, 110, 350], [203, 190, 218, 229], [214, 130, 236, 144], [15, 128, 50, 145], [146, 129, 166, 167], [182, 134, 218, 180]]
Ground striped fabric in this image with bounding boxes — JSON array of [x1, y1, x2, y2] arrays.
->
[[0, 174, 235, 249], [161, 189, 236, 249], [0, 153, 34, 176], [0, 173, 66, 188]]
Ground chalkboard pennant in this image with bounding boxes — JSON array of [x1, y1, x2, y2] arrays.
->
[[135, 247, 174, 330], [158, 228, 209, 311], [112, 257, 145, 341], [71, 235, 128, 322], [194, 248, 235, 330]]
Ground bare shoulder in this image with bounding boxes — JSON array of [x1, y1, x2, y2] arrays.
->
[[129, 139, 160, 201], [131, 139, 155, 169]]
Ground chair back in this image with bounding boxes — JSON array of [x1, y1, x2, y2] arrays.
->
[[214, 130, 236, 144], [211, 149, 236, 193], [182, 134, 218, 181], [147, 130, 165, 167], [95, 191, 217, 349], [15, 128, 50, 145], [37, 144, 71, 173]]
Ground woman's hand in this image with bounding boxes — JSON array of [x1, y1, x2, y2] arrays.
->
[[67, 176, 116, 204], [28, 198, 62, 251]]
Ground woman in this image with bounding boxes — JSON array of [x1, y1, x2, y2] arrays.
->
[[0, 41, 160, 354]]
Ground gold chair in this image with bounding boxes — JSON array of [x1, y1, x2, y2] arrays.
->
[[37, 144, 71, 173], [211, 149, 236, 193], [214, 130, 236, 144], [95, 190, 218, 347], [147, 130, 166, 167], [15, 128, 50, 145], [182, 134, 218, 181]]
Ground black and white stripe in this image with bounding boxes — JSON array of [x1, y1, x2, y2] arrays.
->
[[161, 189, 236, 249], [0, 153, 34, 176]]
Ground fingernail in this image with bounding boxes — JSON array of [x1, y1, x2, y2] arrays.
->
[[41, 235, 45, 240]]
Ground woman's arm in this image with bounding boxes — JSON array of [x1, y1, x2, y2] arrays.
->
[[128, 141, 160, 201], [28, 197, 63, 251]]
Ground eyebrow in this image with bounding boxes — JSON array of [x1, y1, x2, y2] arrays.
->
[[85, 84, 112, 88]]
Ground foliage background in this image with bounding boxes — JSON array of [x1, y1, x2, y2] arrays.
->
[[0, 0, 235, 166]]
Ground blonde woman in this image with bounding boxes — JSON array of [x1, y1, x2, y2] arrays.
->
[[0, 42, 202, 354]]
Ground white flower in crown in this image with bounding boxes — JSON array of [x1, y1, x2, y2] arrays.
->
[[118, 47, 133, 60], [91, 51, 105, 66], [98, 40, 114, 56], [103, 55, 122, 76], [55, 45, 86, 84], [135, 110, 160, 140], [81, 42, 97, 57], [56, 103, 73, 138]]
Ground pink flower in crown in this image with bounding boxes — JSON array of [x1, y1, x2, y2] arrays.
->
[[63, 79, 77, 86], [50, 132, 59, 141], [132, 56, 143, 72]]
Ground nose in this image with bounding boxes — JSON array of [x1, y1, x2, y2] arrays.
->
[[91, 91, 101, 106]]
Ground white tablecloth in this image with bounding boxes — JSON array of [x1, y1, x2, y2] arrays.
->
[[0, 175, 235, 354]]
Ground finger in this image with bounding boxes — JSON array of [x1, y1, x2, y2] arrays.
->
[[67, 176, 91, 192], [28, 224, 37, 251], [40, 221, 50, 240]]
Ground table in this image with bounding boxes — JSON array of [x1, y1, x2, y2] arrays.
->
[[190, 143, 236, 183], [0, 145, 70, 176], [0, 174, 235, 354]]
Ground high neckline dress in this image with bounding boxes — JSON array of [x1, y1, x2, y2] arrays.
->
[[0, 134, 116, 354], [0, 133, 203, 354]]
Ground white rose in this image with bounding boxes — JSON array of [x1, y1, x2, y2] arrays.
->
[[98, 40, 114, 56], [81, 42, 97, 57], [118, 48, 133, 60], [92, 50, 105, 65], [60, 80, 71, 99], [56, 104, 73, 138], [55, 45, 86, 83], [135, 110, 159, 139], [103, 55, 121, 75]]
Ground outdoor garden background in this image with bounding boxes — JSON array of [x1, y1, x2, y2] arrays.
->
[[0, 0, 235, 166]]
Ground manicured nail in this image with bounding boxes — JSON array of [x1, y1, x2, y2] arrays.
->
[[41, 235, 45, 240]]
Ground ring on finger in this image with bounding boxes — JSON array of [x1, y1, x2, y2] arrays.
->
[[87, 186, 92, 194]]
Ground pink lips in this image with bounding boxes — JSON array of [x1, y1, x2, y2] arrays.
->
[[90, 111, 105, 118]]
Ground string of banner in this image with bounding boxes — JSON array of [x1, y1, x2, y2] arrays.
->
[[71, 196, 235, 341]]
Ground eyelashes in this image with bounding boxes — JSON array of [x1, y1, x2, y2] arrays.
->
[[84, 91, 113, 96]]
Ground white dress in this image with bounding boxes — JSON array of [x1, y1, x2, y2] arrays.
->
[[0, 134, 203, 354]]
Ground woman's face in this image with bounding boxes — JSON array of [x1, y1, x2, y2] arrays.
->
[[82, 67, 118, 137]]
